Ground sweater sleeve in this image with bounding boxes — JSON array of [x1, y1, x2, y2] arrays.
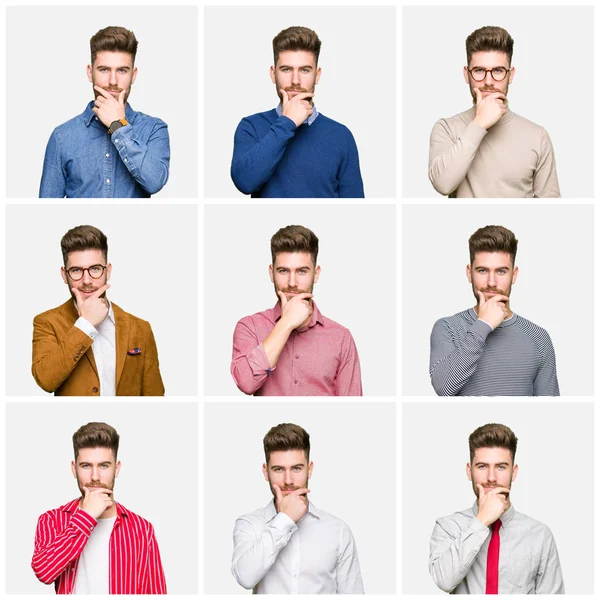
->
[[230, 115, 297, 195], [428, 119, 487, 196], [429, 317, 493, 396], [338, 128, 365, 198], [533, 329, 560, 396], [532, 128, 561, 198]]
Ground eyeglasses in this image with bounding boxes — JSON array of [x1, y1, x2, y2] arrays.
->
[[65, 264, 107, 281], [468, 67, 510, 82]]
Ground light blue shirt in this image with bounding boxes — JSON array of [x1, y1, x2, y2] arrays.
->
[[276, 103, 319, 126], [40, 101, 170, 198]]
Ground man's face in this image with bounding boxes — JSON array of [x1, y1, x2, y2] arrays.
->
[[270, 50, 321, 104], [71, 446, 121, 496], [262, 449, 314, 498], [466, 251, 518, 303], [467, 446, 518, 498], [463, 51, 514, 103], [87, 51, 138, 103], [61, 249, 112, 301], [269, 251, 320, 302]]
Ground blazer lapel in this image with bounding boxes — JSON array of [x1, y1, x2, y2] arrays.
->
[[113, 303, 130, 388], [58, 298, 99, 377]]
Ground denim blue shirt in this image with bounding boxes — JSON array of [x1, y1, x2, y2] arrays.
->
[[39, 101, 170, 198]]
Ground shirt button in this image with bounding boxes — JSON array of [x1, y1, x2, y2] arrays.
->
[[106, 178, 110, 184], [105, 153, 110, 158], [92, 387, 99, 393], [115, 138, 119, 143], [294, 379, 298, 384], [124, 158, 128, 162], [95, 117, 98, 121], [295, 354, 299, 359]]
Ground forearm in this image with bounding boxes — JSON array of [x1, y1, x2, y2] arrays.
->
[[261, 319, 294, 368], [429, 319, 492, 396], [32, 510, 96, 584], [112, 124, 170, 195], [32, 319, 93, 393], [428, 120, 486, 196], [429, 518, 489, 593], [232, 514, 296, 590], [231, 117, 296, 194]]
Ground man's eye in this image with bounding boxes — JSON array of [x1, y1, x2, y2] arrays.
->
[[71, 268, 82, 274], [498, 270, 506, 275], [493, 68, 506, 75], [299, 270, 307, 274], [473, 68, 485, 75]]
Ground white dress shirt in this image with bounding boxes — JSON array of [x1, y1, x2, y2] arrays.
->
[[73, 515, 116, 594], [232, 499, 364, 594], [74, 300, 116, 396]]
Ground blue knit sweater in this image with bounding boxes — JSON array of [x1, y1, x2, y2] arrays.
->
[[231, 109, 364, 198]]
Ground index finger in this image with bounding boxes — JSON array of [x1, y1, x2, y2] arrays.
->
[[277, 291, 288, 307], [292, 93, 314, 101], [291, 487, 310, 496], [293, 293, 313, 301], [489, 294, 510, 303], [90, 283, 111, 300], [72, 287, 83, 306], [94, 85, 112, 99], [476, 483, 484, 500], [474, 88, 482, 103], [476, 290, 485, 307], [280, 89, 289, 104]]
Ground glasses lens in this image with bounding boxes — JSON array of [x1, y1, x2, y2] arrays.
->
[[471, 68, 486, 81], [68, 268, 83, 281], [89, 265, 105, 279], [492, 68, 508, 81]]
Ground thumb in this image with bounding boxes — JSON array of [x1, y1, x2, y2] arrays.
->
[[474, 87, 482, 104], [119, 89, 126, 106], [278, 291, 287, 307]]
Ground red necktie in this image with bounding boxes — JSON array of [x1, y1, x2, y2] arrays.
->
[[485, 520, 502, 594]]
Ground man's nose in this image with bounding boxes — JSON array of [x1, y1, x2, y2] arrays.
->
[[487, 469, 497, 482], [487, 271, 497, 287], [288, 272, 297, 288], [91, 467, 101, 481], [109, 70, 118, 86], [284, 470, 293, 485], [82, 269, 93, 284], [484, 70, 495, 86], [291, 69, 301, 85]]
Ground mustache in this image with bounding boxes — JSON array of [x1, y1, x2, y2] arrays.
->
[[84, 483, 111, 489]]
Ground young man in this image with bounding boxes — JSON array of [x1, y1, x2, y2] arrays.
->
[[429, 423, 564, 594], [428, 26, 560, 198], [231, 225, 362, 395], [32, 225, 164, 395], [429, 225, 559, 396], [232, 423, 364, 593], [231, 26, 364, 198], [39, 26, 170, 198], [32, 422, 167, 594]]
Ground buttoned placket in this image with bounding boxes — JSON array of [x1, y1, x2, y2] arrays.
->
[[102, 133, 114, 198], [290, 525, 300, 593]]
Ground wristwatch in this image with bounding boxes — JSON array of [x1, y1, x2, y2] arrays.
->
[[108, 118, 129, 135]]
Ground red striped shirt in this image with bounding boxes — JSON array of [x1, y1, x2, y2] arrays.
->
[[32, 498, 167, 594]]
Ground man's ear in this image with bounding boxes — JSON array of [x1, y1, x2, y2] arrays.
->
[[466, 462, 472, 481], [86, 64, 93, 83], [512, 265, 519, 285], [314, 265, 321, 284], [269, 264, 274, 283], [262, 463, 269, 481], [270, 66, 276, 84], [466, 264, 472, 283], [508, 66, 515, 84], [511, 463, 519, 483]]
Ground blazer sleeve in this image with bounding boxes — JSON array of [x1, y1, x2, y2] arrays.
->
[[32, 312, 93, 393], [142, 324, 165, 396]]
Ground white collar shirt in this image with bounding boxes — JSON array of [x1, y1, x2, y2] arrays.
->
[[232, 499, 364, 594]]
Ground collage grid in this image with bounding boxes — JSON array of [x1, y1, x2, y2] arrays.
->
[[0, 0, 598, 598]]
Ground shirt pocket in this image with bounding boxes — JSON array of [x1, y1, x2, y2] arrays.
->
[[507, 553, 535, 588]]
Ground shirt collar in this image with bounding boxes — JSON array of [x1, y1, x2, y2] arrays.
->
[[471, 500, 516, 526], [276, 103, 319, 126], [264, 498, 321, 522], [272, 300, 324, 329], [83, 100, 136, 127]]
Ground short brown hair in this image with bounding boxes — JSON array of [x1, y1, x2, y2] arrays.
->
[[73, 422, 120, 460], [466, 26, 514, 66], [263, 423, 310, 464], [469, 423, 518, 464], [468, 225, 518, 266], [270, 225, 319, 266], [61, 225, 108, 266], [273, 26, 321, 65], [90, 26, 138, 65]]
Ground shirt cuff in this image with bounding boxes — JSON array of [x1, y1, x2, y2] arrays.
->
[[463, 120, 488, 147], [271, 511, 298, 533], [247, 343, 275, 376], [473, 318, 494, 339], [75, 317, 99, 340]]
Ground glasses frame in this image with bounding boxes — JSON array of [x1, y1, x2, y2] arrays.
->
[[467, 66, 510, 82], [65, 264, 108, 281]]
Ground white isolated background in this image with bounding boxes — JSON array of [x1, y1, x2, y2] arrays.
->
[[204, 204, 396, 396], [204, 401, 396, 594], [6, 6, 198, 198], [402, 203, 594, 396], [204, 6, 396, 198], [402, 5, 594, 198], [5, 204, 198, 395], [402, 401, 594, 594], [6, 401, 198, 594]]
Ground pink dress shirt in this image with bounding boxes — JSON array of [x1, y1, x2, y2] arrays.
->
[[231, 301, 362, 396]]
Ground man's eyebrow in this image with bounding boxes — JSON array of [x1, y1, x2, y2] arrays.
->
[[270, 463, 305, 469], [475, 461, 510, 466], [96, 64, 131, 70], [278, 64, 313, 70], [475, 265, 511, 270]]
